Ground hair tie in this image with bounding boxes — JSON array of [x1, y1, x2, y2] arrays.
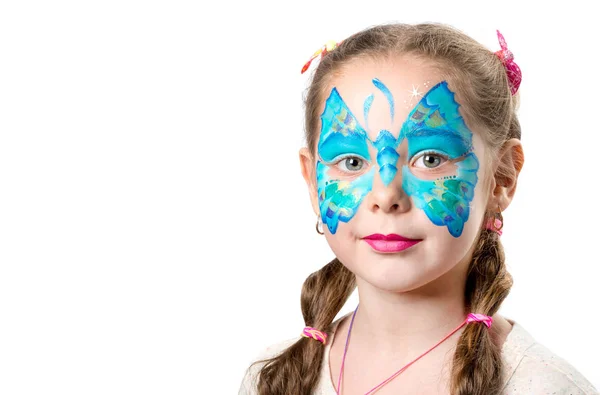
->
[[494, 30, 522, 95], [301, 326, 328, 344], [466, 313, 493, 328], [485, 217, 503, 236], [300, 40, 342, 74]]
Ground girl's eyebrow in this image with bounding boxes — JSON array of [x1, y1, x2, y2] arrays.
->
[[318, 132, 371, 162], [405, 127, 469, 141]]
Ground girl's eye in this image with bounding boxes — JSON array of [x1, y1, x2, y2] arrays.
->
[[336, 156, 364, 172], [412, 152, 448, 169]]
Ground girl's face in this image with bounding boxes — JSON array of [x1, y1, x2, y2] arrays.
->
[[301, 56, 493, 293]]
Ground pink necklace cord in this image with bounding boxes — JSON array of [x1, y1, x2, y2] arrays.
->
[[301, 326, 328, 344], [335, 305, 493, 395]]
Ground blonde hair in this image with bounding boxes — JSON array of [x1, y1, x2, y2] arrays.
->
[[250, 22, 520, 394]]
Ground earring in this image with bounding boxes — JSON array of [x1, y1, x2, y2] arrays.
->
[[485, 205, 504, 235], [493, 205, 504, 231], [315, 216, 324, 235]]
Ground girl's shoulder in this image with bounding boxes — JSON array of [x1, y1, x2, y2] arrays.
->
[[502, 319, 598, 394]]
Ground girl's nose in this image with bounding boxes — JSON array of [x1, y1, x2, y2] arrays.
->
[[367, 167, 411, 214]]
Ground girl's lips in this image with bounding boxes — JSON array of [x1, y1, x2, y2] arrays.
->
[[362, 234, 422, 253]]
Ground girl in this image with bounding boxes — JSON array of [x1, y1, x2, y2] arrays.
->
[[239, 23, 598, 395]]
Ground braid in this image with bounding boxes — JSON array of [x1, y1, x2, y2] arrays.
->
[[450, 226, 513, 394], [254, 258, 355, 394]]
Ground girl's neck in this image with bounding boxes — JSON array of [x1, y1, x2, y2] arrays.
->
[[350, 279, 469, 358]]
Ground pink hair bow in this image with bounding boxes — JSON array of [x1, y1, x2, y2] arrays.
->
[[494, 30, 522, 95]]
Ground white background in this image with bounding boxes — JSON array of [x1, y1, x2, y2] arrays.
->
[[1, 0, 598, 393]]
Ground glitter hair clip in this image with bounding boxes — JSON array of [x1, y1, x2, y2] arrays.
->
[[300, 40, 342, 74], [494, 30, 522, 95], [301, 326, 328, 344]]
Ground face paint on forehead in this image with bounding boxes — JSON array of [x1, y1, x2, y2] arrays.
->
[[372, 78, 395, 122], [316, 79, 479, 237]]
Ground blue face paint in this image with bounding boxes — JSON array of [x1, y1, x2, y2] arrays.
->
[[318, 131, 370, 163], [372, 130, 400, 186], [402, 153, 478, 237], [369, 79, 400, 187], [316, 79, 479, 237], [316, 161, 375, 234], [399, 81, 479, 237], [317, 87, 374, 234], [363, 94, 374, 129], [372, 78, 395, 122], [405, 130, 471, 159]]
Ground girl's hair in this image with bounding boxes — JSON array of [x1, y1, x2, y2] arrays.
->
[[251, 22, 520, 395]]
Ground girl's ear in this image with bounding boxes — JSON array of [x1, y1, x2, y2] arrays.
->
[[487, 138, 525, 211], [299, 147, 321, 216]]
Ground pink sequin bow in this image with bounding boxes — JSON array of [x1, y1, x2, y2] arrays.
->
[[301, 326, 328, 344], [466, 313, 494, 328], [494, 30, 522, 95]]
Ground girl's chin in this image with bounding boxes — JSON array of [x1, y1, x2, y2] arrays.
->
[[357, 272, 433, 293]]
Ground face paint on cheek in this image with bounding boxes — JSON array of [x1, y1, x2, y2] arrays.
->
[[316, 162, 375, 234], [398, 81, 480, 237], [402, 153, 479, 237]]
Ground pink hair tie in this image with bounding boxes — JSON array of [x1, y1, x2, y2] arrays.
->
[[485, 217, 503, 236], [494, 30, 522, 95], [466, 313, 493, 328], [301, 327, 328, 345]]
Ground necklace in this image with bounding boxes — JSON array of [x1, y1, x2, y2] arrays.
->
[[335, 304, 492, 395]]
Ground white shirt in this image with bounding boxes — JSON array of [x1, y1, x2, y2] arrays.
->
[[239, 313, 599, 394]]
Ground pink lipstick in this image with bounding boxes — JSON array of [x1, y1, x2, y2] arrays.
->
[[362, 233, 422, 253]]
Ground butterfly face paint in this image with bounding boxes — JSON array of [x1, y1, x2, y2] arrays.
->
[[316, 80, 479, 237]]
